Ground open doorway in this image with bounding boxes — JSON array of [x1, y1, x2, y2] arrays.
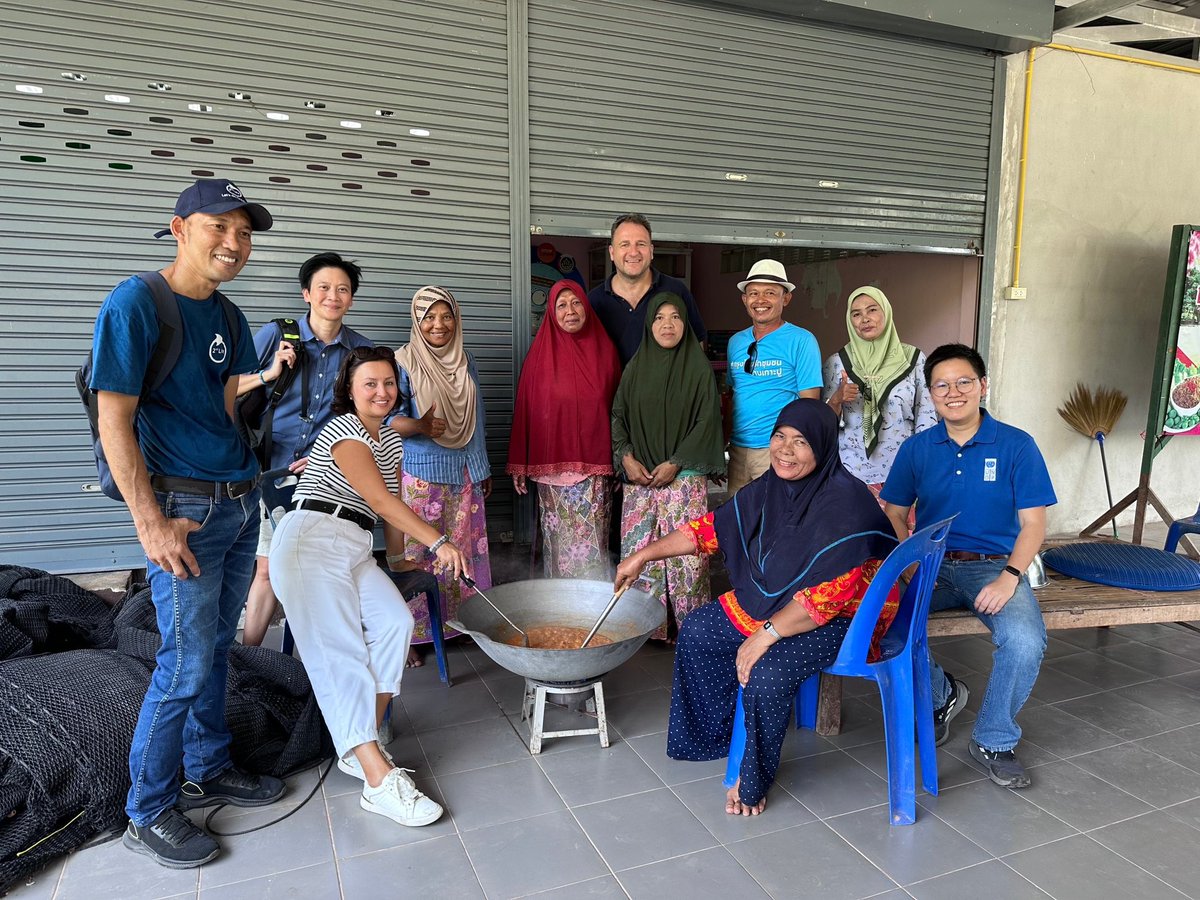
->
[[529, 236, 981, 370]]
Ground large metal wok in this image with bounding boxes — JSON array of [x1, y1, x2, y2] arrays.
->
[[448, 578, 665, 683]]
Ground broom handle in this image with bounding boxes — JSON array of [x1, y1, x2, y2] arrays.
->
[[1096, 432, 1118, 539]]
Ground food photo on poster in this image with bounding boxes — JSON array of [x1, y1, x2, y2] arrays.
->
[[1166, 229, 1200, 435]]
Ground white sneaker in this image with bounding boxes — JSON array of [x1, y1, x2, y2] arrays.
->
[[336, 742, 396, 781], [361, 767, 443, 827]]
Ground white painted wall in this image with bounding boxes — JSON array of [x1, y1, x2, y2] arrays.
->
[[988, 39, 1199, 535]]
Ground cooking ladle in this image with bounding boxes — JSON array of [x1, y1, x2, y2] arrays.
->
[[460, 574, 529, 647], [579, 585, 630, 649]]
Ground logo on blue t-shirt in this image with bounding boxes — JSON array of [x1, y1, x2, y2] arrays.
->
[[984, 458, 997, 482], [209, 333, 227, 363]]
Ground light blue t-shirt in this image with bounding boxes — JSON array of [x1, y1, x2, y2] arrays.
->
[[727, 322, 822, 448], [89, 274, 259, 481], [881, 411, 1057, 556]]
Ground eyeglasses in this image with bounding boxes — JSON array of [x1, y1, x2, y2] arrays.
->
[[744, 341, 758, 375], [930, 376, 980, 398], [350, 346, 396, 362]]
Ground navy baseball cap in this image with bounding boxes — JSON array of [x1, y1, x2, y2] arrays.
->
[[153, 178, 273, 238]]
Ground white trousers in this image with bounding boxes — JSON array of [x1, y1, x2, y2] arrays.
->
[[269, 509, 414, 759]]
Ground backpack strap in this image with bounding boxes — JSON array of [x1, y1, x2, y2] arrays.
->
[[138, 271, 183, 396], [257, 317, 306, 466]]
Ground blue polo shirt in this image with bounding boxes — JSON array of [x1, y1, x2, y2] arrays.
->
[[881, 410, 1056, 556], [588, 271, 707, 366], [252, 316, 374, 471]]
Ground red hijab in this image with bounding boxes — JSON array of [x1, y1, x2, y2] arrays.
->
[[507, 280, 621, 478]]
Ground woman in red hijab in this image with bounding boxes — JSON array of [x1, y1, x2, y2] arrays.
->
[[507, 280, 621, 578]]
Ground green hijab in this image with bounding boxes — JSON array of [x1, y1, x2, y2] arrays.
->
[[840, 286, 920, 456], [611, 293, 726, 476]]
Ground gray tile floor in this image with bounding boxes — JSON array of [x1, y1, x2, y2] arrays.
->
[[12, 618, 1200, 900]]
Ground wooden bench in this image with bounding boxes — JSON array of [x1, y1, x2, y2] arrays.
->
[[813, 572, 1200, 735]]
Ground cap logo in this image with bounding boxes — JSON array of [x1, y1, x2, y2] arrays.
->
[[223, 182, 244, 200]]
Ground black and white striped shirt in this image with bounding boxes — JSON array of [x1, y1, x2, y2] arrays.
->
[[292, 414, 404, 522]]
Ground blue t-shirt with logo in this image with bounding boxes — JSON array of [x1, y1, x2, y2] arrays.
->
[[880, 411, 1057, 556], [89, 274, 259, 481], [727, 322, 822, 448]]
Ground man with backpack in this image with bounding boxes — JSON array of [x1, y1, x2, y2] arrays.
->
[[235, 252, 374, 646], [88, 179, 286, 869]]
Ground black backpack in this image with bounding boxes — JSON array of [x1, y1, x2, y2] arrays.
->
[[76, 271, 240, 501], [233, 317, 306, 468]]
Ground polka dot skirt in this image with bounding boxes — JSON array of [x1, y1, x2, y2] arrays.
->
[[667, 601, 850, 806]]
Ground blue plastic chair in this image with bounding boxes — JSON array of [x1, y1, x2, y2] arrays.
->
[[724, 516, 955, 825], [1165, 500, 1200, 556], [260, 467, 452, 686]]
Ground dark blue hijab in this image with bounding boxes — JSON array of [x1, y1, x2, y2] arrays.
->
[[713, 398, 897, 621]]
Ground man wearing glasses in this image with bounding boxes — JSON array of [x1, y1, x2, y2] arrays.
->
[[881, 343, 1056, 790], [725, 259, 822, 493]]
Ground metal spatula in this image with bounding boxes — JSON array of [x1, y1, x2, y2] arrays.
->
[[460, 574, 529, 647], [579, 585, 630, 649]]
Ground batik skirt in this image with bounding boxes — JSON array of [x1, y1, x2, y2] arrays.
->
[[621, 475, 709, 641], [401, 472, 492, 644], [536, 475, 613, 580]]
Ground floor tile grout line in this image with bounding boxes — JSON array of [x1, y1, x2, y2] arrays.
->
[[901, 857, 1054, 899]]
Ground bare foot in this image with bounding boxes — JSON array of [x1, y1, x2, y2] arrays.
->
[[725, 780, 767, 816], [406, 647, 424, 668]]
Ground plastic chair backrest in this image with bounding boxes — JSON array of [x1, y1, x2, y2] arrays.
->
[[827, 516, 955, 674], [260, 466, 299, 526]]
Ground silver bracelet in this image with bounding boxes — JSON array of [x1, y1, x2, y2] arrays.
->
[[429, 535, 449, 554]]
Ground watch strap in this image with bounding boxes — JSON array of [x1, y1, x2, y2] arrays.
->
[[1003, 564, 1022, 579]]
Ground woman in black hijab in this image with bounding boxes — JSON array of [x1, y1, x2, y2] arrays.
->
[[614, 399, 898, 815]]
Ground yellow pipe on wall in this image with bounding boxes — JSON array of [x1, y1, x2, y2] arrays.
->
[[1011, 50, 1035, 289], [1009, 42, 1200, 292]]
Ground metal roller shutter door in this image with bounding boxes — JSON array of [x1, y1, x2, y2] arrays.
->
[[0, 0, 515, 572], [528, 0, 995, 252]]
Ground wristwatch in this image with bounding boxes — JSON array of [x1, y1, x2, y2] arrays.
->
[[1003, 564, 1023, 579], [762, 620, 779, 639]]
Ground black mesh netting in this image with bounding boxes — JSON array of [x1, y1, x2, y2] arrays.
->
[[0, 567, 332, 892]]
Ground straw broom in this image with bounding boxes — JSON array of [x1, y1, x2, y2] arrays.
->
[[1057, 384, 1128, 538]]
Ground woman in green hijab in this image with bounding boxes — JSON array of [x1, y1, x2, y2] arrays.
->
[[612, 293, 725, 640], [823, 286, 937, 504]]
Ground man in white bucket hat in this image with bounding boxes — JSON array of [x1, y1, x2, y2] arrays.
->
[[725, 259, 822, 493]]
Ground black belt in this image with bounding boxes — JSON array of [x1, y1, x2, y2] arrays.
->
[[296, 499, 375, 532], [150, 474, 258, 499], [944, 551, 1007, 562]]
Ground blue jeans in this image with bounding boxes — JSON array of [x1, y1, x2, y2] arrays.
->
[[125, 487, 260, 826], [928, 559, 1046, 752]]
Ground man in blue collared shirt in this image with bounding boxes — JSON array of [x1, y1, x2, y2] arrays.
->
[[587, 213, 707, 366], [237, 252, 374, 645], [882, 343, 1056, 789]]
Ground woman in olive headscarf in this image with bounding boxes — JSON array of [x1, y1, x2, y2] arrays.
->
[[390, 286, 491, 664], [823, 286, 936, 505], [611, 293, 725, 640]]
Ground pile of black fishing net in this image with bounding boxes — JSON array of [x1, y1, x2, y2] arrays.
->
[[0, 566, 331, 892]]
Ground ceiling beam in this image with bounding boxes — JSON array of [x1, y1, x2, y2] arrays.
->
[[1054, 0, 1143, 30], [1060, 22, 1185, 40], [1117, 4, 1200, 36]]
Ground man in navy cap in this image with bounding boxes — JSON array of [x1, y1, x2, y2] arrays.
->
[[89, 179, 286, 868]]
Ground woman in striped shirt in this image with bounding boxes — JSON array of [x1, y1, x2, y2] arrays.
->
[[270, 346, 467, 829]]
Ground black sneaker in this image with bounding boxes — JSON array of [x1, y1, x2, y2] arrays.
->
[[176, 766, 286, 810], [969, 740, 1032, 789], [933, 673, 969, 747], [123, 807, 219, 869]]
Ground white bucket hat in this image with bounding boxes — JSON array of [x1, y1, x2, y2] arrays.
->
[[737, 259, 795, 293]]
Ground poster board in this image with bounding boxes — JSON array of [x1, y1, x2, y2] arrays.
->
[[1165, 229, 1200, 435]]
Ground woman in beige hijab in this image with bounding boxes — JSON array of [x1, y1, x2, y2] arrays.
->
[[390, 286, 491, 665]]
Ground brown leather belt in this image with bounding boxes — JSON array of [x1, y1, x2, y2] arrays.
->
[[944, 551, 1008, 562], [150, 474, 258, 499], [296, 499, 375, 532]]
